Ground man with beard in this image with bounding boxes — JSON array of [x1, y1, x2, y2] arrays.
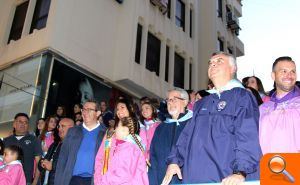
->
[[148, 89, 193, 185], [259, 56, 300, 154]]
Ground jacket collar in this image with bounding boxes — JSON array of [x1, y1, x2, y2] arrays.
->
[[165, 110, 193, 126], [207, 79, 244, 98]]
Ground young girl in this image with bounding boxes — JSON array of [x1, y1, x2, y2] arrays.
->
[[0, 145, 26, 185], [39, 116, 60, 185], [94, 116, 149, 185], [139, 102, 160, 162], [35, 118, 46, 137], [40, 116, 60, 156]]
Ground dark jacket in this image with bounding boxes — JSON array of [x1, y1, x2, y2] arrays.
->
[[3, 133, 42, 183], [54, 124, 107, 185], [38, 142, 62, 185], [148, 111, 192, 185]]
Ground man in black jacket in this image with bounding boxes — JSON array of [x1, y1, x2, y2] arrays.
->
[[38, 118, 74, 185]]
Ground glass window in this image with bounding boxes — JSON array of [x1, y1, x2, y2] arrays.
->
[[165, 46, 169, 82], [30, 0, 51, 33], [135, 24, 143, 64], [146, 32, 161, 76], [175, 0, 185, 31], [174, 53, 184, 88], [46, 60, 112, 117], [167, 0, 171, 18], [8, 1, 29, 43], [0, 56, 42, 126], [218, 38, 224, 51], [217, 0, 223, 18]]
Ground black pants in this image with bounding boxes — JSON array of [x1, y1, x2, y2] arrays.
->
[[69, 176, 92, 185]]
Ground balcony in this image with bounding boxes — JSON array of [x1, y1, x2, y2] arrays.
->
[[150, 0, 168, 14], [226, 12, 240, 35]]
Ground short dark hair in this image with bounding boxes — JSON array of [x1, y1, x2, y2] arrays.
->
[[14, 113, 29, 120], [84, 99, 100, 111], [5, 145, 24, 162], [195, 90, 210, 98], [272, 56, 295, 71]]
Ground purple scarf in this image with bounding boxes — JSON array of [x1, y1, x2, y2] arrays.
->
[[270, 86, 300, 109]]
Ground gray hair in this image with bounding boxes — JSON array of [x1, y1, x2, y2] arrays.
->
[[211, 51, 237, 75], [167, 88, 189, 105]]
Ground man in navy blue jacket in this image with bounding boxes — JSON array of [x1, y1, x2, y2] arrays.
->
[[54, 99, 106, 185], [148, 89, 193, 185], [162, 52, 262, 185]]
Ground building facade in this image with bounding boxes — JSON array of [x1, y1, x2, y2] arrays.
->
[[0, 0, 243, 137]]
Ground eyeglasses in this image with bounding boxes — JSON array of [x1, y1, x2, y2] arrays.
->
[[81, 108, 97, 113], [165, 96, 185, 103], [15, 120, 29, 125]]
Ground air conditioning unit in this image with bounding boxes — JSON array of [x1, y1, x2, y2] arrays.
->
[[150, 0, 168, 14]]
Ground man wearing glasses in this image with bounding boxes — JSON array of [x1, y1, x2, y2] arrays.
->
[[148, 89, 193, 185], [55, 99, 106, 185], [162, 52, 262, 185]]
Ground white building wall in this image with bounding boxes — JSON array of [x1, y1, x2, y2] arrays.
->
[[0, 0, 199, 98], [0, 0, 243, 96]]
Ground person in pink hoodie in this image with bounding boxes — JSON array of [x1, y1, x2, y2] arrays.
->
[[139, 101, 160, 162], [94, 116, 149, 185], [0, 145, 26, 185], [39, 116, 60, 156]]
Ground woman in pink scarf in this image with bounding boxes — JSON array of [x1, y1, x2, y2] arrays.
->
[[139, 101, 160, 161]]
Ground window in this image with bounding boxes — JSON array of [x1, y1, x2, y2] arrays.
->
[[146, 32, 161, 76], [8, 1, 29, 43], [30, 0, 51, 33], [217, 0, 223, 18], [165, 46, 169, 82], [174, 53, 184, 88], [175, 0, 185, 31], [228, 47, 233, 54], [189, 8, 193, 38], [189, 63, 192, 89], [218, 38, 224, 51], [135, 24, 143, 64], [167, 0, 171, 18]]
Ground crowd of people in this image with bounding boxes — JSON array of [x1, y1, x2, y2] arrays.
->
[[0, 52, 299, 185]]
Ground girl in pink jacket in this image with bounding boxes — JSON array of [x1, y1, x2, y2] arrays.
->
[[39, 116, 59, 156], [0, 145, 26, 185], [139, 102, 160, 161], [94, 116, 149, 185]]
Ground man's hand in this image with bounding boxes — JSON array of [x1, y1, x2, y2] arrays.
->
[[41, 159, 53, 171], [222, 174, 245, 185], [161, 164, 182, 185]]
